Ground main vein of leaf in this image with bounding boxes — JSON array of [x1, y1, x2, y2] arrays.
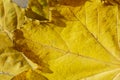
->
[[84, 5, 120, 62], [82, 68, 120, 80], [26, 38, 120, 66], [66, 5, 120, 62], [52, 28, 70, 51], [113, 71, 120, 80]]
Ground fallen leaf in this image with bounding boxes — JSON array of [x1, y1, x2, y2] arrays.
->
[[0, 48, 31, 80], [25, 0, 49, 21], [1, 0, 120, 80], [0, 0, 25, 32], [20, 0, 120, 80]]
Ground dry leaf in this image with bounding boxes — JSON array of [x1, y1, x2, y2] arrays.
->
[[0, 48, 31, 80], [1, 0, 120, 80]]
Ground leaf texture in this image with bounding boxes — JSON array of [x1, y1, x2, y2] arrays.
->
[[0, 0, 25, 32], [0, 48, 31, 80], [11, 69, 48, 80], [1, 0, 120, 80]]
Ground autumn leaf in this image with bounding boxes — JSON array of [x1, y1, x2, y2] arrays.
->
[[0, 48, 31, 80], [1, 0, 120, 80], [13, 29, 53, 73], [0, 0, 25, 32], [19, 0, 120, 80], [25, 0, 49, 21], [0, 32, 13, 52], [0, 0, 51, 79]]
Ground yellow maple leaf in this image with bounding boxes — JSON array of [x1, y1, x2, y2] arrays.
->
[[1, 0, 120, 80], [0, 0, 50, 79], [19, 0, 120, 80], [0, 48, 31, 80]]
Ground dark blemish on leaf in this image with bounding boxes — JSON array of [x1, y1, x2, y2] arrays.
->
[[49, 0, 88, 7], [25, 8, 48, 21], [13, 29, 53, 73]]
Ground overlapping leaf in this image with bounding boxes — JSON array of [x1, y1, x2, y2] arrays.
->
[[25, 0, 49, 21], [0, 0, 51, 80], [0, 0, 25, 32], [0, 48, 31, 80]]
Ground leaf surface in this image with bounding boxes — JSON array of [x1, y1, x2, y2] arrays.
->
[[1, 0, 120, 80]]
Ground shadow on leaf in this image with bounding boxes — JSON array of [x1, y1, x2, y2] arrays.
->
[[13, 29, 53, 73]]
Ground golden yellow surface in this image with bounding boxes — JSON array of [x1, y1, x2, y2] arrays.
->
[[0, 0, 120, 80]]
